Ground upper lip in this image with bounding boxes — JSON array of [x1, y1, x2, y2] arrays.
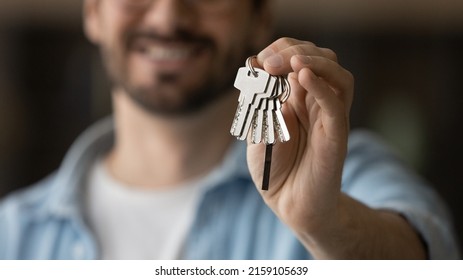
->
[[130, 36, 207, 61]]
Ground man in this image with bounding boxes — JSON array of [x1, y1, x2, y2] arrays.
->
[[0, 0, 459, 259]]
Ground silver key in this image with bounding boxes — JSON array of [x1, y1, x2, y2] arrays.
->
[[264, 96, 276, 145], [239, 75, 277, 141], [272, 97, 290, 142], [268, 76, 290, 142], [251, 104, 264, 144], [251, 77, 279, 144], [230, 67, 272, 139]]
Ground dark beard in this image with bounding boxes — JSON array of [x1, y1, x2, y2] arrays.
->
[[103, 27, 253, 117], [122, 70, 236, 117]]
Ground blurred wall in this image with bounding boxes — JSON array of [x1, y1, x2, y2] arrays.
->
[[0, 0, 462, 254]]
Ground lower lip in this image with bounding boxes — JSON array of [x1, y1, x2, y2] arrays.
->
[[148, 48, 190, 60]]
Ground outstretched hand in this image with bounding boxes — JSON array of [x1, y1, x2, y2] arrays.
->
[[247, 37, 354, 239]]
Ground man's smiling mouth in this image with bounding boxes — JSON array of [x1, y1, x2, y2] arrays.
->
[[145, 45, 193, 61]]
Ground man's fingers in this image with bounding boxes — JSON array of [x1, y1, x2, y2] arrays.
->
[[256, 38, 337, 76], [296, 68, 344, 118], [291, 55, 354, 110]]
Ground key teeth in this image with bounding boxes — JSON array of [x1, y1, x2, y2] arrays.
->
[[251, 116, 262, 144], [279, 135, 290, 143]]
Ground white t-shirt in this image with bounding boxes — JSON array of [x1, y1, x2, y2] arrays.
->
[[84, 160, 211, 259]]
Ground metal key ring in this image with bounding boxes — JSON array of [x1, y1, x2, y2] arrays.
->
[[246, 55, 290, 102], [246, 55, 259, 77], [279, 76, 291, 103]]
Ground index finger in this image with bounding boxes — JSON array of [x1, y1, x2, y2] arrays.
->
[[256, 37, 337, 76]]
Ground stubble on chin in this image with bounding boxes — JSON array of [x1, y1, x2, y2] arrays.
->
[[120, 69, 236, 117]]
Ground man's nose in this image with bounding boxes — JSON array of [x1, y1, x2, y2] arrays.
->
[[141, 0, 196, 35]]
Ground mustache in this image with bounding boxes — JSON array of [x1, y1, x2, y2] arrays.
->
[[126, 29, 215, 47]]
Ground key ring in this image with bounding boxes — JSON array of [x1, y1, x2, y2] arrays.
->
[[246, 55, 291, 103], [279, 76, 291, 103], [246, 55, 259, 77]]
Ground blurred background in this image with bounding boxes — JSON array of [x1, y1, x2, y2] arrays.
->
[[0, 0, 462, 254]]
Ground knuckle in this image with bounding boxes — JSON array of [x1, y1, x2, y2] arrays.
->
[[277, 37, 292, 42], [275, 37, 297, 47], [339, 69, 354, 92], [321, 48, 338, 62], [293, 44, 307, 55], [276, 37, 315, 48]]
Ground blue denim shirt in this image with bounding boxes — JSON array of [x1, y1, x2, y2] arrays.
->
[[0, 118, 459, 259]]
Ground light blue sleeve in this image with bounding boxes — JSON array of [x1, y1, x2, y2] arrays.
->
[[342, 130, 460, 259], [0, 194, 20, 259], [0, 179, 55, 260]]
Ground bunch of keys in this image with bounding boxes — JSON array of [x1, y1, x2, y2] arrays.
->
[[230, 56, 291, 190]]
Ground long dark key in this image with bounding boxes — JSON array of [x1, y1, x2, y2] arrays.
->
[[262, 144, 273, 191]]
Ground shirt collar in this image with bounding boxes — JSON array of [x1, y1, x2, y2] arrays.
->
[[38, 116, 250, 219], [42, 117, 114, 219]]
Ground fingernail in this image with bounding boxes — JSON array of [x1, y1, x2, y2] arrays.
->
[[257, 48, 274, 61], [266, 54, 283, 68]]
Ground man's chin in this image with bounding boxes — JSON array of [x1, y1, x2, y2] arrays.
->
[[122, 85, 226, 118]]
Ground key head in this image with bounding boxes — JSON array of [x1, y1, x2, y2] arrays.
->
[[231, 67, 271, 139], [234, 67, 271, 94], [237, 75, 278, 140]]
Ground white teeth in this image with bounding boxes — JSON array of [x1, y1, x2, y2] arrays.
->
[[146, 46, 191, 61]]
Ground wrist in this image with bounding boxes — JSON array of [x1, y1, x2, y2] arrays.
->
[[295, 194, 366, 259], [296, 194, 427, 259]]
